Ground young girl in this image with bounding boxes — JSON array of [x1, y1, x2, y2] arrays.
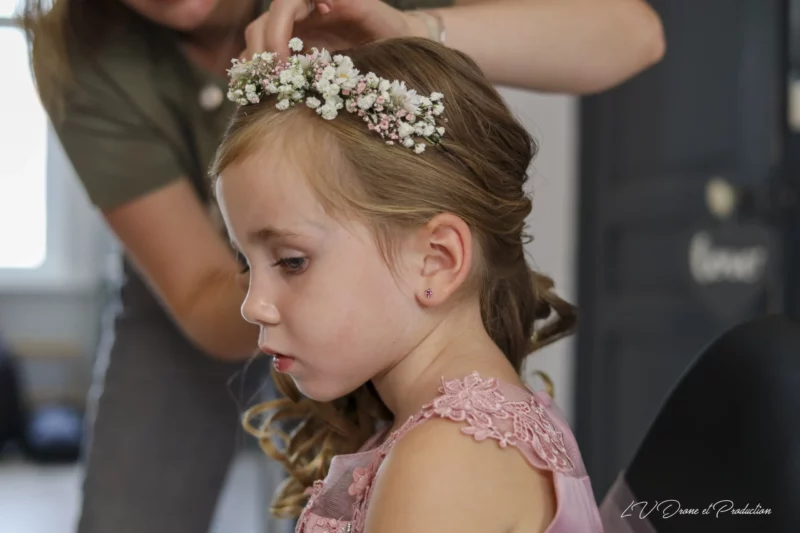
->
[[213, 37, 602, 532]]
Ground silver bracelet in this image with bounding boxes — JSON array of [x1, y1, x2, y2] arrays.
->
[[410, 10, 446, 45]]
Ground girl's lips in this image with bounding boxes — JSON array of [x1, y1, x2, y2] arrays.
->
[[272, 354, 294, 373]]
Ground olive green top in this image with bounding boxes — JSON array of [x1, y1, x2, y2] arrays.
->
[[51, 0, 454, 211]]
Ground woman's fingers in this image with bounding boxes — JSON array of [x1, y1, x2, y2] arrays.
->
[[261, 0, 319, 58], [238, 0, 361, 64], [316, 0, 333, 16]]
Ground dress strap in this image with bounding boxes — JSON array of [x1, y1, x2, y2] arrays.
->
[[347, 372, 581, 533], [418, 372, 576, 474]]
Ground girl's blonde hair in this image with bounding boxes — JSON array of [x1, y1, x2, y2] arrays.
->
[[210, 37, 577, 519]]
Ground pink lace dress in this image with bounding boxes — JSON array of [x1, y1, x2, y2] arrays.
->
[[296, 372, 603, 533]]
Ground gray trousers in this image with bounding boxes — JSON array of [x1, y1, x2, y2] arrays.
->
[[76, 271, 291, 533]]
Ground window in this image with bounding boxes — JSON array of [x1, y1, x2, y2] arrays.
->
[[0, 7, 49, 269]]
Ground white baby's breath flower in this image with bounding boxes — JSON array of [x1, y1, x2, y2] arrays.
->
[[378, 79, 391, 92], [228, 63, 249, 80], [357, 94, 377, 110], [275, 99, 290, 111], [335, 64, 359, 90], [365, 73, 380, 88], [277, 85, 294, 100], [389, 80, 406, 95], [292, 74, 307, 88], [432, 104, 444, 116], [291, 91, 304, 101], [402, 137, 415, 148], [402, 90, 421, 114], [419, 96, 431, 107], [325, 94, 344, 109], [345, 99, 358, 113], [319, 103, 338, 120], [261, 52, 274, 62], [321, 65, 336, 81], [245, 84, 256, 94], [247, 94, 260, 104], [414, 143, 426, 154], [430, 92, 443, 101], [289, 38, 303, 52], [279, 70, 294, 84], [265, 82, 279, 94], [436, 126, 445, 136], [389, 81, 420, 113], [315, 79, 331, 94], [323, 83, 341, 97], [296, 55, 311, 71], [423, 124, 435, 137], [305, 96, 321, 109], [397, 122, 415, 138]]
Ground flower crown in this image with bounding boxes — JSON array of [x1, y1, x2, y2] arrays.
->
[[227, 38, 445, 153]]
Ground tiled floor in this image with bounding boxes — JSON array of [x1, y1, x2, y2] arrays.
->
[[0, 450, 284, 533]]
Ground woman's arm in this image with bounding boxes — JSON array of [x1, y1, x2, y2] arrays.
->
[[105, 180, 259, 361], [252, 0, 664, 94], [406, 0, 665, 93], [41, 44, 260, 363]]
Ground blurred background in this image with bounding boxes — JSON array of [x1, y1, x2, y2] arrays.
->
[[1, 0, 798, 531]]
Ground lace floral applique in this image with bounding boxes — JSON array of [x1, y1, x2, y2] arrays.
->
[[348, 466, 373, 497], [296, 480, 325, 532], [422, 372, 575, 473], [297, 480, 354, 533], [313, 518, 352, 533], [350, 463, 378, 532]]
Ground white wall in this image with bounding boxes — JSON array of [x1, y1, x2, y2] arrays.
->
[[499, 88, 579, 423]]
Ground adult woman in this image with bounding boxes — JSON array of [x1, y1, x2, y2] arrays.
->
[[21, 0, 663, 532]]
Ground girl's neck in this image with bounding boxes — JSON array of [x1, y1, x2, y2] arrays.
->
[[372, 304, 520, 425]]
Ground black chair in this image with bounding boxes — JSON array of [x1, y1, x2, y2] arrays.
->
[[600, 314, 800, 533]]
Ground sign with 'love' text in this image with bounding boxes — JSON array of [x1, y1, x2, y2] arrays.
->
[[687, 223, 781, 320]]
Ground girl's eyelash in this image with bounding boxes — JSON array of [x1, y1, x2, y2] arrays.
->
[[273, 257, 307, 274], [234, 253, 307, 275], [235, 252, 249, 273]]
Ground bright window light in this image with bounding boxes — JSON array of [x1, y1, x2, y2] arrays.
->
[[0, 1, 19, 18], [0, 25, 48, 269]]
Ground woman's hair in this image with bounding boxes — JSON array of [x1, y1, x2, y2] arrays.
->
[[211, 37, 577, 518], [19, 0, 135, 112]]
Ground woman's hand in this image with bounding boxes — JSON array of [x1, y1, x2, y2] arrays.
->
[[240, 0, 419, 60]]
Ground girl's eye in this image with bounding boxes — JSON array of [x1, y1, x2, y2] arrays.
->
[[274, 256, 308, 274], [236, 252, 250, 274]]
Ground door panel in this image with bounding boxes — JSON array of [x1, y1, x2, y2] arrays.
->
[[576, 0, 788, 499]]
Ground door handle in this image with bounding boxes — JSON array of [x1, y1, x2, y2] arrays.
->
[[705, 176, 739, 221], [705, 175, 797, 222]]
